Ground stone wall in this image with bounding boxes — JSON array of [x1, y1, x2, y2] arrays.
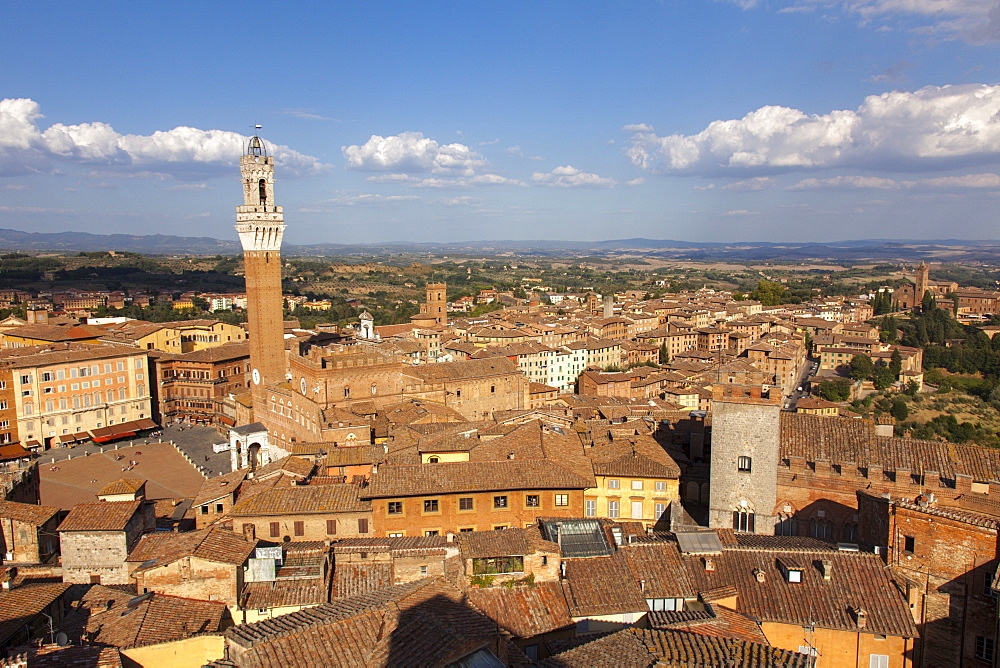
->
[[708, 390, 781, 534]]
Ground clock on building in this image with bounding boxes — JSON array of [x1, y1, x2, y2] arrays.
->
[[252, 368, 261, 385]]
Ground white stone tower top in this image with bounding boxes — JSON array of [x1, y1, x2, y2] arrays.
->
[[236, 135, 286, 252]]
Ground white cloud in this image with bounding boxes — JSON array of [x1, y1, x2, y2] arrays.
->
[[436, 196, 478, 206], [786, 0, 1000, 43], [298, 194, 422, 212], [627, 84, 1000, 175], [0, 98, 327, 179], [723, 176, 777, 191], [622, 123, 655, 132], [415, 174, 526, 188], [788, 172, 1000, 189], [531, 165, 618, 188], [342, 132, 487, 176], [281, 109, 337, 121], [724, 209, 756, 215], [786, 175, 903, 190], [366, 173, 417, 184], [0, 184, 28, 191], [0, 205, 75, 214], [164, 183, 209, 191]]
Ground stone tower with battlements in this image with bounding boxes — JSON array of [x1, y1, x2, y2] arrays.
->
[[426, 283, 447, 325], [708, 384, 782, 534], [236, 135, 287, 413]]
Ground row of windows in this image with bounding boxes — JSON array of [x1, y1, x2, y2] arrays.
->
[[258, 518, 369, 538], [606, 479, 669, 491], [586, 499, 667, 520], [387, 494, 570, 516], [22, 360, 138, 385]]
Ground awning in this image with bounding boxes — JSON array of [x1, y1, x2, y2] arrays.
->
[[73, 432, 90, 442], [133, 418, 158, 431], [0, 443, 32, 461], [89, 418, 158, 443], [58, 434, 76, 444], [89, 424, 136, 443], [25, 440, 41, 450]]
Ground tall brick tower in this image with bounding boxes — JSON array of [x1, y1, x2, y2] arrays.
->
[[426, 282, 447, 325], [914, 261, 930, 308], [236, 134, 286, 412]]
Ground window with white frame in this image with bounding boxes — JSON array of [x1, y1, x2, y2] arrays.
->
[[608, 500, 619, 518], [737, 456, 752, 472], [977, 636, 995, 662], [585, 499, 596, 517], [607, 479, 620, 489], [869, 654, 889, 668], [631, 480, 643, 490], [655, 481, 667, 492]]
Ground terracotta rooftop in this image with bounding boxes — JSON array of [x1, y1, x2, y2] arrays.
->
[[128, 527, 257, 568], [57, 500, 141, 532], [226, 577, 518, 667], [229, 483, 370, 517], [59, 585, 228, 649], [541, 627, 814, 667], [97, 477, 147, 496], [456, 527, 532, 559], [6, 644, 122, 668], [465, 582, 573, 638], [680, 532, 917, 638], [0, 583, 72, 647], [403, 356, 521, 383], [781, 412, 1000, 480], [363, 459, 593, 498], [0, 499, 60, 526]]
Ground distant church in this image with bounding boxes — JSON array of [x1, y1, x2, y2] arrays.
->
[[893, 262, 958, 311]]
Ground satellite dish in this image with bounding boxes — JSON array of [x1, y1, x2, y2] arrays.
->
[[55, 632, 69, 646]]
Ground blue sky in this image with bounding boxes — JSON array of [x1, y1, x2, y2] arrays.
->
[[2, 0, 1000, 245]]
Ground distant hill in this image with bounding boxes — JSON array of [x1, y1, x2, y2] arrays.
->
[[1, 227, 999, 261]]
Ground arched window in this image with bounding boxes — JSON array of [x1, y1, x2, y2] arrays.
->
[[258, 179, 267, 205], [370, 384, 377, 395], [732, 510, 755, 533], [775, 514, 798, 536], [809, 518, 833, 540], [841, 522, 858, 542]]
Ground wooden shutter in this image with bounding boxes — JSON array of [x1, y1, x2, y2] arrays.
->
[[326, 519, 337, 535]]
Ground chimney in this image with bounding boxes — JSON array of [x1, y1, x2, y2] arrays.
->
[[639, 579, 646, 592], [704, 557, 716, 573], [446, 532, 455, 543], [753, 568, 766, 583], [820, 560, 832, 580], [371, 463, 379, 475], [853, 607, 867, 630]]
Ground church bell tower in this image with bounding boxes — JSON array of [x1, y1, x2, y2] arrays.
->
[[236, 134, 287, 413]]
